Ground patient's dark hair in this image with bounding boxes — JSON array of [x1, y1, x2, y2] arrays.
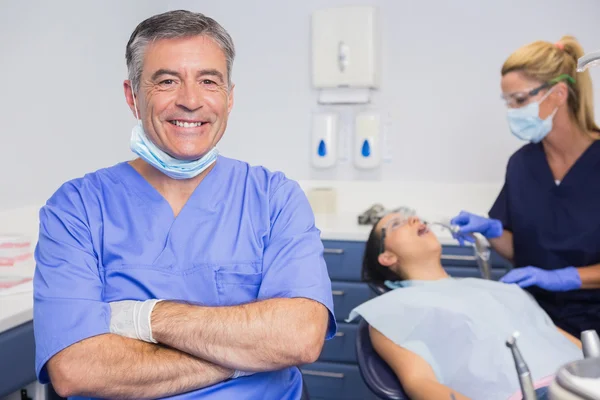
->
[[361, 224, 401, 285]]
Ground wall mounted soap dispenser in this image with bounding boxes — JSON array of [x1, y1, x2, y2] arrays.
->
[[311, 112, 338, 168], [354, 112, 381, 169]]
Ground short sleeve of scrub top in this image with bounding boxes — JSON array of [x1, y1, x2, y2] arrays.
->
[[258, 179, 337, 339], [489, 158, 513, 232], [33, 180, 111, 383]]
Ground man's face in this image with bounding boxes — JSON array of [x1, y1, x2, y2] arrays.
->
[[125, 35, 234, 160]]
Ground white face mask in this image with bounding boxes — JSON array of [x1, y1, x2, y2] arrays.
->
[[506, 88, 558, 143], [129, 93, 218, 180]]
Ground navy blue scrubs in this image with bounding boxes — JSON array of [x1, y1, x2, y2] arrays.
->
[[489, 140, 600, 337]]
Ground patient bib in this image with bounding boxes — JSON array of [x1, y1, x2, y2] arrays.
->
[[348, 278, 582, 400]]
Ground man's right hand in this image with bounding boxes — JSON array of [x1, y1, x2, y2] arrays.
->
[[450, 211, 503, 244]]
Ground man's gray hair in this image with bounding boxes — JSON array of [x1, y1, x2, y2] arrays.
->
[[125, 10, 235, 93]]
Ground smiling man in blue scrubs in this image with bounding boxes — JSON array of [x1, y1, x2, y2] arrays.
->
[[33, 10, 335, 400]]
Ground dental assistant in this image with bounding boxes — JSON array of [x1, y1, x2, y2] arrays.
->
[[33, 10, 335, 400], [452, 36, 600, 337]]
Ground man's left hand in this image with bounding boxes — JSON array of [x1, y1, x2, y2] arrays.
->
[[500, 266, 582, 292]]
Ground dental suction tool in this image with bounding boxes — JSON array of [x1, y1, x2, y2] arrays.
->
[[506, 332, 538, 400], [428, 222, 492, 280], [581, 330, 600, 359], [577, 50, 600, 72]]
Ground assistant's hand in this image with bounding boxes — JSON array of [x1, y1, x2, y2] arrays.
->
[[500, 266, 582, 292], [450, 211, 503, 246], [109, 299, 163, 343]]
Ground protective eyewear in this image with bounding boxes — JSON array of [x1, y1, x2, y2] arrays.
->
[[379, 210, 418, 255], [501, 74, 575, 108]]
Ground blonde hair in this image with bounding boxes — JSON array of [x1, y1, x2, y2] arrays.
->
[[502, 35, 599, 135]]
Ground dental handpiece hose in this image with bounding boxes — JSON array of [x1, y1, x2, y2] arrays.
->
[[427, 222, 492, 280], [472, 235, 491, 280]]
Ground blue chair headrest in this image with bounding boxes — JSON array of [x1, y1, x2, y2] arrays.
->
[[367, 282, 391, 296], [356, 319, 408, 400]]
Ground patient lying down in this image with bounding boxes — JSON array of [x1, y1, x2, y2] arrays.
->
[[349, 212, 583, 400]]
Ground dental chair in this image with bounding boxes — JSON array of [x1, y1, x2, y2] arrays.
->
[[356, 319, 408, 400], [300, 377, 311, 400], [367, 282, 390, 296], [360, 282, 402, 399]]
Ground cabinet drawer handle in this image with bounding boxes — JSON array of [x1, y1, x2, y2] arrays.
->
[[301, 369, 345, 379], [441, 254, 477, 262], [324, 248, 344, 255], [332, 290, 345, 296], [334, 332, 345, 337]]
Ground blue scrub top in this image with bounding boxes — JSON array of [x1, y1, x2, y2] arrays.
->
[[33, 156, 336, 400], [489, 141, 600, 336]]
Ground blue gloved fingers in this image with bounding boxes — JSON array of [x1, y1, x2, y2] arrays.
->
[[450, 210, 484, 235], [452, 232, 474, 246], [500, 267, 535, 284], [450, 210, 503, 239], [450, 211, 471, 226], [460, 234, 476, 244], [515, 276, 538, 288], [501, 266, 581, 292], [499, 270, 520, 284]]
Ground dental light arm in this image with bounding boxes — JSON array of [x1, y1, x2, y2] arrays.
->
[[577, 50, 600, 72]]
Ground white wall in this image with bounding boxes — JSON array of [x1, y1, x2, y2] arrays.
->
[[0, 0, 165, 210], [2, 0, 600, 210]]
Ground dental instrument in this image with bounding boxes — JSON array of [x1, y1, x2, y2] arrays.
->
[[577, 50, 600, 72], [582, 330, 600, 360], [428, 221, 492, 280], [506, 331, 538, 400]]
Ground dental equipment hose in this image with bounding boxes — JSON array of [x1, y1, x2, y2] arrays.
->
[[506, 332, 538, 400], [473, 235, 491, 280], [428, 222, 492, 280]]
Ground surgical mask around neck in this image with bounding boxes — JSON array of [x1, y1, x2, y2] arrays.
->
[[129, 94, 218, 180], [507, 88, 558, 143]]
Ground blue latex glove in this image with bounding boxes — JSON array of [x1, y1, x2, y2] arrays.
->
[[500, 266, 582, 292], [450, 211, 503, 245]]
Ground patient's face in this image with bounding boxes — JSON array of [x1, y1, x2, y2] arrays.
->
[[378, 213, 442, 265]]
